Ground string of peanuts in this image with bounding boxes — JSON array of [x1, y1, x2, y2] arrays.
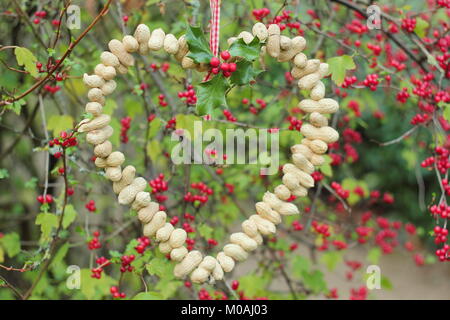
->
[[78, 22, 340, 284]]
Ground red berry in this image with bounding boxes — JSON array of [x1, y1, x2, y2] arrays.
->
[[220, 51, 231, 61]]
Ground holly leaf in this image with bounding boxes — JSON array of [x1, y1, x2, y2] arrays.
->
[[229, 37, 262, 61], [14, 47, 38, 77], [414, 18, 429, 38], [327, 55, 356, 86], [230, 60, 262, 86], [195, 75, 230, 115], [186, 25, 213, 63]]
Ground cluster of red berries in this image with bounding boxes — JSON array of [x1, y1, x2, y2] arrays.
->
[[209, 51, 237, 77], [165, 117, 176, 130], [149, 173, 168, 207], [49, 131, 78, 149], [347, 100, 361, 117], [292, 220, 304, 231], [184, 182, 213, 205], [331, 182, 350, 199], [433, 226, 448, 245], [362, 74, 379, 91], [120, 255, 135, 273], [207, 238, 218, 247], [91, 256, 110, 279], [135, 236, 151, 254], [430, 203, 450, 219], [85, 200, 96, 212], [158, 94, 168, 107], [37, 194, 53, 204], [43, 84, 61, 94], [252, 8, 270, 21], [401, 18, 416, 33], [178, 85, 197, 105], [396, 88, 410, 103], [243, 98, 267, 115], [355, 226, 373, 243], [186, 238, 196, 251], [345, 19, 369, 35], [332, 240, 348, 250], [88, 231, 101, 250], [350, 286, 368, 300], [223, 109, 237, 122], [410, 113, 430, 125], [312, 220, 331, 238], [110, 286, 126, 299], [367, 43, 382, 56], [341, 76, 358, 89], [287, 116, 302, 131], [120, 117, 131, 143]]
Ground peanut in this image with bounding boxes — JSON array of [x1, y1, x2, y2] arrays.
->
[[159, 241, 172, 254], [310, 154, 325, 166], [283, 163, 314, 188], [310, 81, 325, 101], [249, 214, 276, 235], [131, 191, 151, 211], [118, 177, 147, 205], [101, 80, 117, 96], [238, 31, 254, 44], [163, 34, 179, 54], [181, 56, 196, 69], [86, 126, 113, 145], [212, 262, 224, 281], [134, 24, 151, 55], [274, 184, 291, 201], [223, 244, 248, 261], [108, 39, 134, 67], [217, 252, 235, 273], [122, 35, 139, 53], [199, 256, 217, 272], [252, 233, 263, 245], [298, 72, 321, 90], [278, 36, 306, 62], [252, 22, 268, 41], [105, 166, 122, 182], [190, 267, 210, 284], [169, 228, 187, 248], [241, 219, 259, 238], [280, 36, 292, 50], [227, 37, 237, 46], [100, 51, 120, 68], [87, 88, 105, 104], [293, 53, 307, 68], [94, 63, 116, 81], [85, 102, 103, 116], [113, 165, 136, 194], [148, 28, 165, 51], [292, 185, 308, 197], [105, 151, 125, 167], [299, 98, 339, 114], [83, 73, 105, 88], [174, 35, 189, 61], [137, 202, 160, 224], [94, 140, 112, 158], [230, 232, 258, 251], [174, 250, 202, 278], [301, 123, 339, 143], [291, 153, 315, 174], [266, 24, 280, 58], [310, 112, 329, 127], [282, 172, 301, 190], [291, 144, 313, 159], [170, 246, 188, 262], [143, 211, 167, 237], [78, 114, 110, 133], [318, 63, 329, 77], [116, 63, 128, 74], [156, 223, 174, 242], [255, 202, 281, 224], [302, 138, 328, 154]]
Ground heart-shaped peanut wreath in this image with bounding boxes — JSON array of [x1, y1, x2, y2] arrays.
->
[[78, 22, 339, 284]]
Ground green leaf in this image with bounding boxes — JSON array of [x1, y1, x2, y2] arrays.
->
[[62, 204, 77, 229], [133, 292, 163, 300], [230, 60, 262, 86], [155, 279, 183, 299], [14, 47, 38, 77], [80, 268, 116, 299], [327, 55, 356, 86], [302, 270, 327, 294], [414, 18, 429, 38], [229, 37, 262, 61], [238, 273, 270, 297], [367, 247, 381, 264], [381, 275, 393, 290], [196, 75, 230, 115], [197, 223, 214, 239], [5, 99, 26, 115], [47, 115, 74, 136], [146, 257, 172, 277], [319, 251, 343, 271], [0, 233, 21, 257], [291, 255, 311, 279], [443, 105, 450, 123], [0, 168, 9, 179], [35, 213, 58, 240], [186, 25, 213, 63]]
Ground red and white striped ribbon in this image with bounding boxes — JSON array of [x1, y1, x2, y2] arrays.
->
[[209, 0, 221, 57]]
